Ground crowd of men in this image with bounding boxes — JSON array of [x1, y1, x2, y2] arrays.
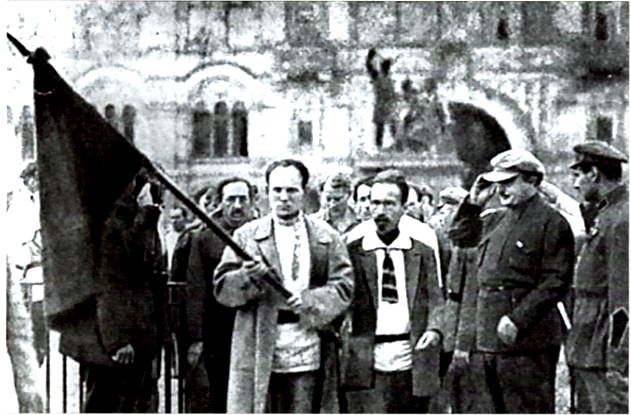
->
[[11, 140, 628, 414]]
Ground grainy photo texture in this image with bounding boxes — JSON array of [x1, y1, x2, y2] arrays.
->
[[4, 2, 629, 414]]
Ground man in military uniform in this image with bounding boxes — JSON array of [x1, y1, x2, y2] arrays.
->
[[566, 141, 628, 414], [448, 149, 575, 413]]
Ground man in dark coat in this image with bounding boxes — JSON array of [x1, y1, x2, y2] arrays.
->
[[59, 173, 160, 413], [448, 149, 575, 413], [343, 170, 444, 413], [366, 48, 397, 148], [185, 177, 256, 412], [565, 141, 628, 414]]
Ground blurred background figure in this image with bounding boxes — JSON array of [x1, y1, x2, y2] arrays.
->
[[405, 183, 435, 222], [352, 176, 374, 222], [312, 172, 358, 234], [185, 177, 257, 413], [6, 159, 44, 412], [366, 48, 397, 148]]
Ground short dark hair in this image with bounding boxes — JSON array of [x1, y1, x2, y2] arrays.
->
[[215, 177, 255, 204], [265, 159, 310, 189], [577, 161, 623, 182], [372, 171, 409, 204], [352, 176, 374, 202]]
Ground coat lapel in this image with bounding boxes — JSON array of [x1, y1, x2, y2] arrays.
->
[[305, 218, 332, 288], [404, 247, 421, 315], [253, 217, 283, 280], [359, 251, 379, 310]]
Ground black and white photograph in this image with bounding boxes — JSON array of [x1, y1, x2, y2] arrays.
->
[[4, 1, 629, 413]]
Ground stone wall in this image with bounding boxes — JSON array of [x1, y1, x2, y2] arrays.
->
[[6, 1, 629, 202]]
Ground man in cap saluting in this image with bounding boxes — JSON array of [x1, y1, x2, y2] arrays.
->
[[565, 141, 628, 414], [447, 149, 575, 413]]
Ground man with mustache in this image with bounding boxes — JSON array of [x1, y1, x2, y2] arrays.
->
[[214, 159, 354, 413], [448, 149, 574, 413], [343, 169, 444, 413], [184, 177, 256, 412]]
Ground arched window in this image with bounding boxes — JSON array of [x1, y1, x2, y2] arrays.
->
[[596, 116, 613, 143], [298, 120, 313, 147], [191, 103, 212, 158], [595, 5, 609, 40], [122, 105, 136, 143], [231, 101, 248, 157], [104, 104, 117, 129], [497, 8, 510, 40], [213, 101, 229, 157]]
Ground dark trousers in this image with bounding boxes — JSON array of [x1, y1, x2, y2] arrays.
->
[[266, 371, 317, 413], [203, 353, 230, 413], [30, 300, 48, 366], [83, 360, 153, 413], [476, 347, 559, 414], [185, 354, 212, 413], [345, 369, 429, 413], [573, 367, 628, 413]]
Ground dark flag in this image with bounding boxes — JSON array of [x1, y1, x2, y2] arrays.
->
[[8, 35, 147, 330]]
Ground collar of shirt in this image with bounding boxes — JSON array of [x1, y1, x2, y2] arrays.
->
[[362, 221, 412, 251]]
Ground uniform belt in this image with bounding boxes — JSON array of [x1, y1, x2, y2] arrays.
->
[[375, 333, 410, 343], [277, 309, 300, 324], [574, 287, 608, 299]]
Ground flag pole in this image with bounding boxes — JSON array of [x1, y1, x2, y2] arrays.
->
[[142, 160, 293, 299], [7, 32, 292, 300]]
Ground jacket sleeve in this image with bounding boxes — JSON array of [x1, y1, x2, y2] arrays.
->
[[448, 197, 484, 248], [453, 248, 479, 351], [96, 215, 135, 356], [424, 245, 446, 336], [213, 227, 264, 308], [185, 232, 206, 342], [508, 212, 575, 333], [607, 215, 628, 370], [300, 232, 354, 329]]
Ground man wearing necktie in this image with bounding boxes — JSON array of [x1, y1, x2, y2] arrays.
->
[[213, 159, 354, 413], [343, 169, 444, 413]]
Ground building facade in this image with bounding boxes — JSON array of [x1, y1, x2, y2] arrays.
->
[[6, 1, 629, 203]]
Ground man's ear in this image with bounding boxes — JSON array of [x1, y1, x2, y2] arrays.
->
[[588, 166, 601, 183]]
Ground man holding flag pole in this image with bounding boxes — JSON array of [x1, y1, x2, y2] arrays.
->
[[7, 33, 323, 412]]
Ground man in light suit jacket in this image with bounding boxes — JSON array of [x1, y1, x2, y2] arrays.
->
[[343, 169, 445, 413], [214, 159, 354, 413]]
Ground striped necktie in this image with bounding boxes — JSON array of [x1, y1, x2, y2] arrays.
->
[[381, 249, 398, 303]]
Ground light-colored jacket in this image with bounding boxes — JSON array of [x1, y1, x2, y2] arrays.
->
[[214, 214, 354, 413]]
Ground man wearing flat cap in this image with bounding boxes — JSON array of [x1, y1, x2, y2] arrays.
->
[[448, 149, 575, 413], [565, 141, 628, 413]]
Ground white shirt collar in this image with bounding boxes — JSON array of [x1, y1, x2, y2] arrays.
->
[[362, 219, 412, 251]]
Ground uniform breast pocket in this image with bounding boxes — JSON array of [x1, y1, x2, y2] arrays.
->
[[507, 239, 538, 273]]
